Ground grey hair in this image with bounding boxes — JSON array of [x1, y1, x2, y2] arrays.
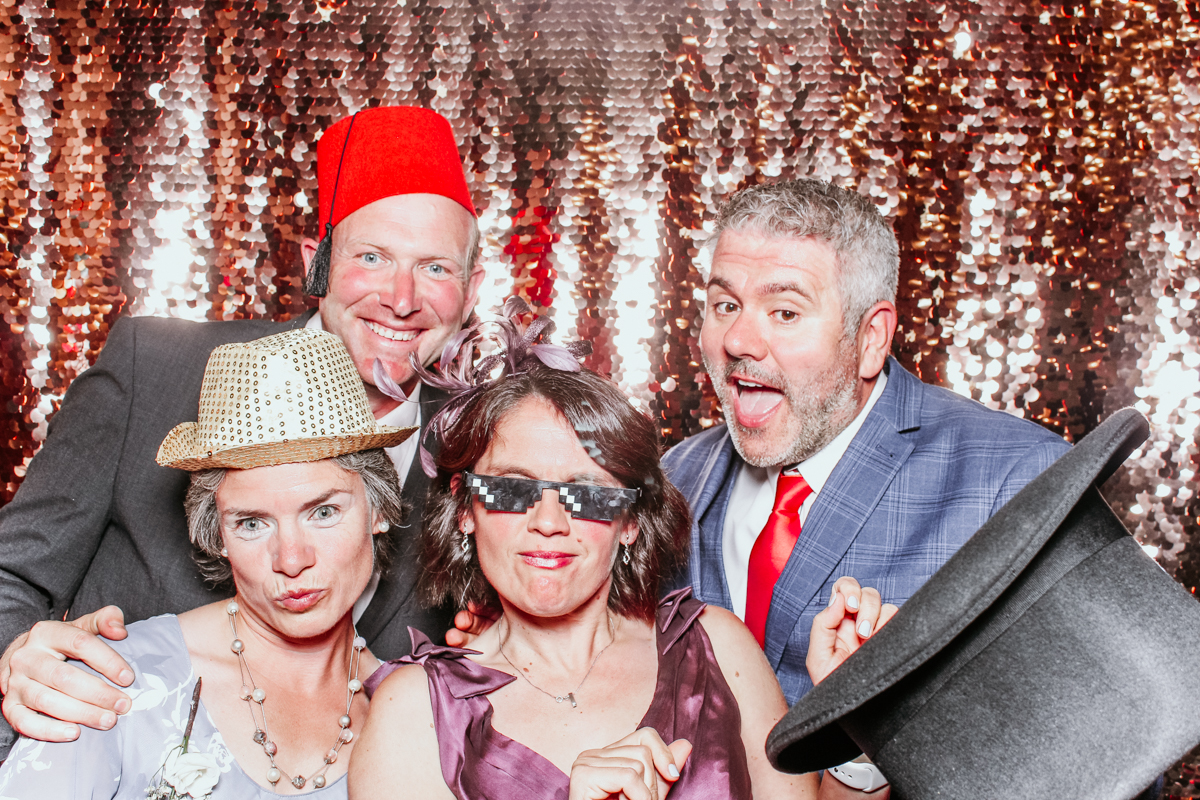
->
[[709, 179, 899, 337], [465, 216, 482, 280], [184, 449, 405, 585]]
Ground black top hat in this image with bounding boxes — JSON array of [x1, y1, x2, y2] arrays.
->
[[767, 408, 1200, 800]]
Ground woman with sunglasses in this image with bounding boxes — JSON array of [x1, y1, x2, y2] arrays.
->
[[350, 307, 820, 800]]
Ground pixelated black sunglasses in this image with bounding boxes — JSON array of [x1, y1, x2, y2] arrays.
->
[[464, 472, 640, 523]]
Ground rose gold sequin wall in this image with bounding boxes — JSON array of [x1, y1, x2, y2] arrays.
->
[[2, 0, 1200, 765]]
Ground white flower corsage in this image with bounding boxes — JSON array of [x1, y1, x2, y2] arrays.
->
[[147, 678, 220, 800]]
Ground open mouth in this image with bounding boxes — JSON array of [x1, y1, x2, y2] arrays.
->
[[366, 320, 419, 343], [732, 377, 785, 426]]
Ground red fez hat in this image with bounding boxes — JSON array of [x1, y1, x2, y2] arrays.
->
[[305, 106, 476, 297]]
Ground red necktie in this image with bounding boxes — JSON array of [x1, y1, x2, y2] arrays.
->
[[745, 474, 813, 649]]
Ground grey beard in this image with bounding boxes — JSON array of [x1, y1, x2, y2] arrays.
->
[[704, 343, 862, 469]]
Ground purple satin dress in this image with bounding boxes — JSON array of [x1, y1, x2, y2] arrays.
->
[[366, 588, 752, 799]]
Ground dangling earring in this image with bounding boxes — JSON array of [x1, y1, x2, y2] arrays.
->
[[220, 547, 229, 558], [622, 542, 631, 565], [461, 530, 471, 554]]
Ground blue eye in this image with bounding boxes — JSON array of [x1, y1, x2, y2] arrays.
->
[[314, 505, 334, 520], [239, 518, 263, 532], [361, 253, 381, 266]]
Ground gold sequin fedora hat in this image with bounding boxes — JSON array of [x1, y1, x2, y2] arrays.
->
[[156, 329, 417, 471]]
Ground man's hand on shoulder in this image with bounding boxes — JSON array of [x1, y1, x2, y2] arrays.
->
[[0, 606, 134, 742], [444, 602, 500, 648]]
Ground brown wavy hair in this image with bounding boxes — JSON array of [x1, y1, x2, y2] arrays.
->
[[419, 365, 691, 622]]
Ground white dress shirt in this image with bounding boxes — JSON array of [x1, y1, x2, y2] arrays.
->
[[722, 373, 887, 620], [306, 313, 423, 622]]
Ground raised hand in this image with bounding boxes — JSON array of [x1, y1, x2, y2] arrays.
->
[[806, 577, 898, 686], [569, 728, 692, 800]]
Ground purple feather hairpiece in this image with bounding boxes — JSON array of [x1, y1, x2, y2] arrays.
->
[[372, 296, 592, 477]]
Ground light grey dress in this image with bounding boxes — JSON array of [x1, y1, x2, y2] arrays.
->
[[0, 615, 347, 799]]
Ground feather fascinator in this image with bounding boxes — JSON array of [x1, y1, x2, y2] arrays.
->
[[372, 297, 592, 477]]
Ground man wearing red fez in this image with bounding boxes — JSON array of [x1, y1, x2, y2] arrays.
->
[[0, 106, 482, 756], [302, 106, 483, 413]]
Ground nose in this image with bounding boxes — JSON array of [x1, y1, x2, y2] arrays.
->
[[271, 523, 317, 578], [722, 307, 768, 362], [527, 488, 571, 537], [379, 265, 419, 318]]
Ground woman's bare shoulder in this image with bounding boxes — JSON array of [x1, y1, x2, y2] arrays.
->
[[352, 664, 450, 799], [370, 663, 431, 706], [697, 605, 762, 656], [696, 605, 782, 701]]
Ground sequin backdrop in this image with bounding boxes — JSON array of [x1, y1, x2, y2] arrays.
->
[[1, 0, 1199, 782]]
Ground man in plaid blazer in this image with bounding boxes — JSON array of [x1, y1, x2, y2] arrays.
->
[[664, 180, 1069, 705]]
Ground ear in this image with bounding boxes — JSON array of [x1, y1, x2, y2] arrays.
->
[[450, 473, 476, 534], [856, 300, 898, 382], [618, 518, 640, 548], [462, 265, 485, 326], [301, 237, 320, 275]]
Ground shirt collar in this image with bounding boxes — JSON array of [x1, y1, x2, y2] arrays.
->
[[307, 312, 422, 426]]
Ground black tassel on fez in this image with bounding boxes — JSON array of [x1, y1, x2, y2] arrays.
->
[[304, 223, 333, 297]]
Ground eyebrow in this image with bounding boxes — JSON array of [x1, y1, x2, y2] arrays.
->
[[707, 276, 815, 303], [758, 281, 815, 303], [298, 488, 347, 511], [220, 488, 348, 520], [346, 240, 466, 268], [480, 465, 619, 487]]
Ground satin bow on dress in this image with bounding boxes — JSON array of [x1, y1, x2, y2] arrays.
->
[[366, 588, 752, 800]]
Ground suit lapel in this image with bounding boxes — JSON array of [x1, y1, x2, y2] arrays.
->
[[682, 430, 739, 610], [764, 358, 923, 666], [288, 309, 318, 330], [354, 383, 450, 643]]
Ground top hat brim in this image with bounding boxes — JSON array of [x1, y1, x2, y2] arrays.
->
[[766, 407, 1151, 773], [156, 421, 418, 471]]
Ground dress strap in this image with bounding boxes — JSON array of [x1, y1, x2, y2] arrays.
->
[[657, 587, 707, 655], [364, 628, 515, 700]]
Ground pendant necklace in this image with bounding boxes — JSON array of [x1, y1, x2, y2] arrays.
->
[[497, 614, 616, 709], [226, 600, 365, 790]]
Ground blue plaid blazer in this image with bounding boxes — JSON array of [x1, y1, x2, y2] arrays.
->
[[662, 358, 1070, 702]]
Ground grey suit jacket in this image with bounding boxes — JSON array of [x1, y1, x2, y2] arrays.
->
[[663, 358, 1071, 701], [0, 313, 451, 753]]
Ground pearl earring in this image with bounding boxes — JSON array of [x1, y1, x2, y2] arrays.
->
[[221, 547, 229, 557], [379, 521, 390, 533]]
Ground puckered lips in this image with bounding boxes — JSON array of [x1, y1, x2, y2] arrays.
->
[[364, 319, 420, 344], [277, 588, 325, 612], [730, 374, 785, 428], [519, 551, 576, 570]]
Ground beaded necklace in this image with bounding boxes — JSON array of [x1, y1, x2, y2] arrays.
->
[[226, 600, 365, 790]]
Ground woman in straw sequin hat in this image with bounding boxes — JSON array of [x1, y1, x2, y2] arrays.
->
[[0, 328, 415, 799], [350, 300, 828, 800]]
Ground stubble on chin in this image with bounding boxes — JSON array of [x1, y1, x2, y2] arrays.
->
[[704, 342, 863, 470]]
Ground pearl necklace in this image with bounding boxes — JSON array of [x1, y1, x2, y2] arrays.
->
[[226, 600, 364, 791]]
